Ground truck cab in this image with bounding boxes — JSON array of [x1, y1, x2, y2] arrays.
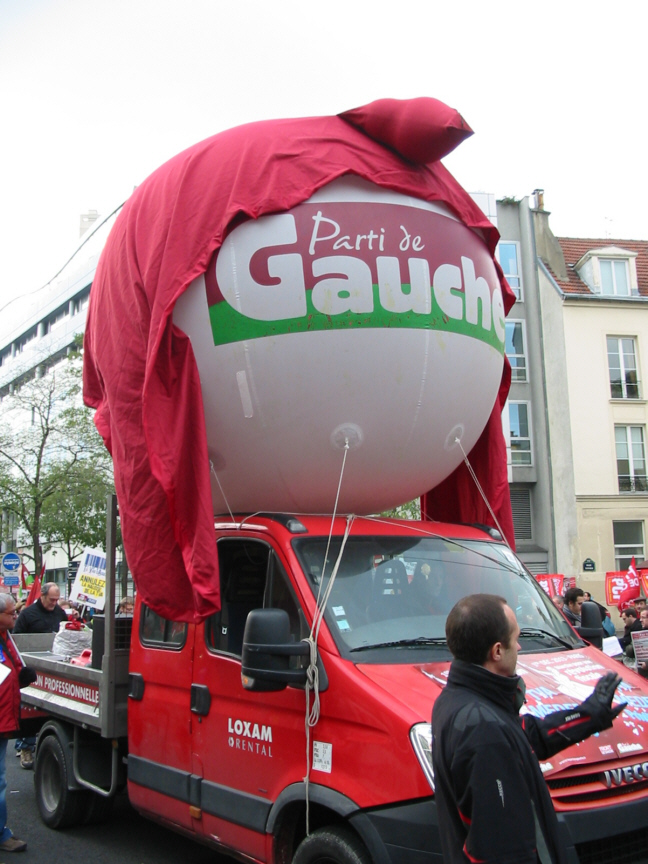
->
[[124, 514, 648, 864]]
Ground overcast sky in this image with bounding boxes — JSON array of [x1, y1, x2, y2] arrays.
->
[[1, 0, 646, 328]]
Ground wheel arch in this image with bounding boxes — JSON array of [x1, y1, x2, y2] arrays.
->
[[35, 719, 125, 793], [36, 720, 81, 791], [268, 784, 391, 864]]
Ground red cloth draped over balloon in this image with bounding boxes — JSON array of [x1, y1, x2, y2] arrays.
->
[[83, 98, 516, 622]]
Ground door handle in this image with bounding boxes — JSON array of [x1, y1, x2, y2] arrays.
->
[[128, 672, 145, 701], [190, 684, 211, 716]]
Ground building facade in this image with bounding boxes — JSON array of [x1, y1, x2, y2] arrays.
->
[[0, 210, 122, 589], [498, 192, 648, 611]]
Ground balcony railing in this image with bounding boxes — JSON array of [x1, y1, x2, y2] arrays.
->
[[610, 376, 641, 399], [619, 475, 648, 493]]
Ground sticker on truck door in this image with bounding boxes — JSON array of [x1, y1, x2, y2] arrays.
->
[[312, 741, 332, 773]]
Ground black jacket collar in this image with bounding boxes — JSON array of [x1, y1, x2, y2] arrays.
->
[[447, 659, 521, 716]]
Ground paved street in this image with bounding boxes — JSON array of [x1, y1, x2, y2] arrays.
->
[[5, 752, 227, 864]]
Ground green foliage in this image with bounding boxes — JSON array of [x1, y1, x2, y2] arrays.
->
[[380, 498, 421, 521], [40, 461, 116, 560], [0, 350, 114, 572]]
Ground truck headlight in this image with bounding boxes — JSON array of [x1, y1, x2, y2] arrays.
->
[[410, 723, 434, 791]]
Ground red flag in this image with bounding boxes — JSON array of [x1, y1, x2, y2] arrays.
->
[[20, 563, 31, 593], [617, 557, 640, 611], [26, 565, 45, 607], [550, 575, 565, 597]]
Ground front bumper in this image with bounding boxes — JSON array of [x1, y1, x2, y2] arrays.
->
[[352, 793, 648, 864]]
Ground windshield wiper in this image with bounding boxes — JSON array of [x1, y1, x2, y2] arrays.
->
[[350, 637, 447, 652], [518, 628, 576, 650]]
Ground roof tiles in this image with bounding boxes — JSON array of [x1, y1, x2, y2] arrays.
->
[[552, 237, 648, 297]]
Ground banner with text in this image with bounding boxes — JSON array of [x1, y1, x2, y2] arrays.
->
[[535, 574, 565, 598], [69, 548, 107, 611], [605, 569, 648, 607]]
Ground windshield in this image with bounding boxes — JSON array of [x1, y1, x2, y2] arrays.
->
[[293, 535, 581, 661]]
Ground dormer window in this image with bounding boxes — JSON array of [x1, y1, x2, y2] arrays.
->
[[600, 258, 629, 296], [574, 246, 638, 296]]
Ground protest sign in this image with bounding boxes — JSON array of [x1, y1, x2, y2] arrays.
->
[[69, 548, 107, 611]]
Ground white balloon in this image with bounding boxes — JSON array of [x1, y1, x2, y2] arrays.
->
[[172, 176, 505, 515]]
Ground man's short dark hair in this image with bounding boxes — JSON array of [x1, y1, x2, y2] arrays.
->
[[446, 594, 510, 665], [564, 587, 584, 607], [623, 606, 637, 620]]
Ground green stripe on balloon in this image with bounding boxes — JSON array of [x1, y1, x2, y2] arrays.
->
[[209, 284, 505, 352]]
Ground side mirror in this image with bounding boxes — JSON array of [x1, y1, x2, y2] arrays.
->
[[241, 609, 310, 692], [575, 600, 604, 649]]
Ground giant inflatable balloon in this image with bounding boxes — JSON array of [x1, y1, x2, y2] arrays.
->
[[83, 98, 516, 622], [173, 176, 506, 515]]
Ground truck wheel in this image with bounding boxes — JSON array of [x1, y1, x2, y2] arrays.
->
[[35, 735, 83, 829], [292, 826, 371, 864]]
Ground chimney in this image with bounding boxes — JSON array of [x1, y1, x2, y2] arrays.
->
[[530, 190, 567, 281], [80, 210, 99, 237]]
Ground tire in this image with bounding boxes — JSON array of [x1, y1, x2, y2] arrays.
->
[[292, 826, 371, 864], [34, 735, 83, 829]]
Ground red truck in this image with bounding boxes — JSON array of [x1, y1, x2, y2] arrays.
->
[[15, 501, 648, 864], [19, 102, 648, 863]]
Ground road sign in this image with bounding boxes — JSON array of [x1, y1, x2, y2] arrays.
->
[[1, 553, 20, 574], [2, 575, 19, 586]]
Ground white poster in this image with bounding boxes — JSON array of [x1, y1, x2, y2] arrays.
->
[[69, 548, 107, 611]]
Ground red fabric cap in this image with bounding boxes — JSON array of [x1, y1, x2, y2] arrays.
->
[[83, 103, 510, 623], [338, 97, 473, 164]]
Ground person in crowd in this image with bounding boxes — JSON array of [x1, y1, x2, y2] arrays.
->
[[14, 583, 67, 636], [562, 586, 585, 627], [13, 583, 67, 768], [551, 594, 564, 611], [57, 600, 80, 620], [0, 592, 36, 852], [117, 596, 134, 616], [620, 606, 643, 652], [408, 561, 451, 614], [634, 597, 647, 614], [432, 594, 626, 864], [581, 591, 615, 635]]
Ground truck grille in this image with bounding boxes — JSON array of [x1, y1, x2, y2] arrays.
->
[[546, 761, 648, 809]]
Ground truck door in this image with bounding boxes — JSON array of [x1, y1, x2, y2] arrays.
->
[[127, 604, 196, 831], [190, 536, 308, 859]]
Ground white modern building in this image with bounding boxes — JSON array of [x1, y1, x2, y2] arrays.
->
[[0, 208, 122, 589]]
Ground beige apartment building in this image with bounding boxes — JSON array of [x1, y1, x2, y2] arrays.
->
[[500, 194, 648, 612]]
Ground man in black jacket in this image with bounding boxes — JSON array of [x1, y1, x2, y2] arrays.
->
[[13, 583, 67, 636], [561, 586, 584, 627], [620, 606, 642, 652], [432, 594, 625, 864]]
